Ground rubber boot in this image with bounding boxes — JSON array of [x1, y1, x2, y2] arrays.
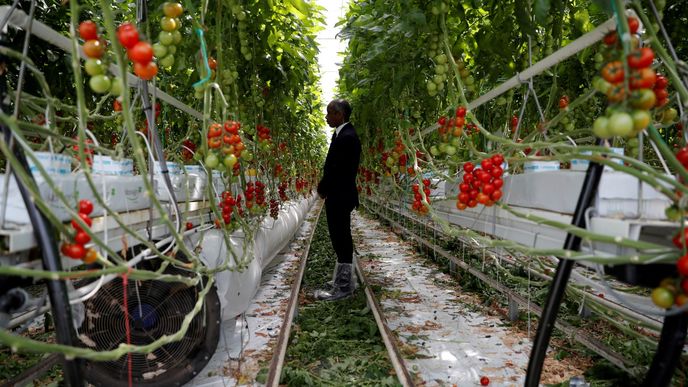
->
[[314, 263, 354, 301], [321, 254, 358, 291]]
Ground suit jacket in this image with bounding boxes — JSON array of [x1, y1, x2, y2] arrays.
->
[[318, 123, 361, 210]]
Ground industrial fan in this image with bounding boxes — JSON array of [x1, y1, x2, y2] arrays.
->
[[78, 257, 220, 386]]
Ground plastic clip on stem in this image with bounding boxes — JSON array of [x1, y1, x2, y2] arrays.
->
[[524, 138, 605, 387]]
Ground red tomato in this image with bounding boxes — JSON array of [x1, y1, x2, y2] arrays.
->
[[477, 193, 489, 204], [677, 147, 688, 167], [208, 57, 217, 70], [627, 16, 640, 34], [601, 61, 625, 84], [655, 75, 669, 89], [117, 23, 139, 49], [113, 99, 122, 111], [458, 193, 470, 203], [480, 376, 490, 386], [681, 278, 688, 294], [459, 183, 470, 192], [438, 116, 447, 126], [480, 172, 492, 184], [678, 255, 688, 276], [79, 21, 98, 41], [83, 39, 104, 59], [491, 154, 504, 165], [456, 201, 467, 210], [128, 42, 154, 64], [493, 178, 504, 189], [134, 61, 158, 80], [186, 222, 193, 230], [463, 174, 474, 184], [63, 243, 86, 259], [491, 190, 503, 201], [78, 199, 94, 215], [603, 31, 618, 46], [71, 213, 93, 231], [482, 183, 495, 196], [654, 88, 669, 100], [481, 159, 493, 170], [463, 162, 474, 173], [559, 96, 569, 109], [468, 199, 478, 208], [455, 106, 466, 117], [490, 167, 503, 178], [74, 231, 91, 245], [627, 47, 654, 69], [469, 189, 479, 200], [510, 115, 518, 128], [222, 213, 231, 224], [208, 137, 222, 149]]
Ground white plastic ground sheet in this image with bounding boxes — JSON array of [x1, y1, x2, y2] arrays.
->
[[186, 201, 322, 387], [352, 212, 532, 386]]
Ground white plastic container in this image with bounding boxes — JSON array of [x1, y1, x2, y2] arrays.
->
[[27, 152, 71, 177], [184, 165, 207, 201], [92, 156, 134, 176], [571, 148, 624, 171], [524, 160, 560, 173]]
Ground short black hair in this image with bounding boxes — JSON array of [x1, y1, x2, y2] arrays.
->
[[330, 99, 352, 121]]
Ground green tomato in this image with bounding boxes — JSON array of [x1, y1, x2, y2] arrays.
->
[[159, 31, 174, 45], [240, 150, 253, 162], [172, 30, 182, 45], [160, 16, 177, 32], [662, 108, 678, 124], [608, 112, 634, 137], [464, 75, 474, 85], [436, 82, 445, 91], [665, 205, 682, 221], [592, 116, 611, 138], [444, 145, 457, 156], [160, 54, 175, 68], [495, 97, 506, 106], [592, 76, 611, 94], [109, 77, 123, 96], [435, 64, 446, 74], [166, 45, 177, 55], [429, 145, 440, 156], [153, 42, 168, 58], [84, 58, 104, 76], [435, 54, 447, 65], [204, 153, 219, 169], [89, 75, 111, 94], [223, 154, 238, 169], [237, 11, 247, 21], [426, 81, 437, 92]]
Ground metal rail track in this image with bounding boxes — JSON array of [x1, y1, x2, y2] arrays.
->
[[265, 201, 414, 387], [363, 199, 644, 376]]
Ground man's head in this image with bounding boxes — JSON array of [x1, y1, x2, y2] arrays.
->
[[326, 99, 352, 128]]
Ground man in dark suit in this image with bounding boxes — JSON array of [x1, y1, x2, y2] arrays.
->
[[315, 99, 361, 301]]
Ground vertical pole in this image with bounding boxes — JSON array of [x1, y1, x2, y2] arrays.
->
[[524, 144, 605, 386]]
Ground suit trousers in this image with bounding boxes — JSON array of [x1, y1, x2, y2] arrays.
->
[[325, 199, 353, 264]]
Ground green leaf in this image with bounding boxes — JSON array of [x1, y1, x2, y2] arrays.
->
[[534, 0, 551, 25], [514, 0, 536, 36]]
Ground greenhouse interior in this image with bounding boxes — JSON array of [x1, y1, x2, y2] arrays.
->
[[1, 0, 688, 386]]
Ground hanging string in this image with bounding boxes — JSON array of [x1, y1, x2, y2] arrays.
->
[[122, 270, 133, 387]]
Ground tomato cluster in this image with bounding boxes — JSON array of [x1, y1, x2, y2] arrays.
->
[[230, 3, 251, 61], [61, 200, 98, 264], [432, 106, 468, 157], [411, 179, 432, 215], [218, 190, 237, 227], [256, 124, 273, 152], [427, 50, 450, 96], [205, 120, 248, 173], [79, 21, 120, 95], [382, 136, 408, 176], [456, 154, 505, 210], [115, 23, 158, 81], [456, 59, 477, 95], [269, 199, 279, 219], [592, 16, 671, 139], [72, 137, 94, 166], [245, 181, 266, 213], [153, 2, 184, 70]]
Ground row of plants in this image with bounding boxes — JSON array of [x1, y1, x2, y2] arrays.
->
[[0, 0, 328, 369]]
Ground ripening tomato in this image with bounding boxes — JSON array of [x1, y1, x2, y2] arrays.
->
[[477, 193, 489, 204], [627, 47, 654, 69], [128, 42, 154, 64], [456, 201, 467, 210], [79, 21, 98, 41], [491, 190, 503, 201], [83, 39, 105, 59], [630, 89, 656, 110], [117, 23, 139, 49], [208, 136, 222, 149], [208, 57, 218, 70], [78, 199, 94, 215], [559, 96, 569, 109], [134, 61, 158, 80], [651, 287, 674, 309], [601, 61, 625, 84], [83, 248, 98, 264], [629, 68, 657, 90], [163, 2, 184, 18]]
